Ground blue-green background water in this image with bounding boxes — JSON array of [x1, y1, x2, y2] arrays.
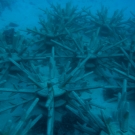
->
[[0, 0, 135, 31]]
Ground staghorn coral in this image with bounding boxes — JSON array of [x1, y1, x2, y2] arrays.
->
[[26, 2, 84, 42], [0, 2, 135, 135], [82, 6, 126, 37], [126, 11, 135, 36]]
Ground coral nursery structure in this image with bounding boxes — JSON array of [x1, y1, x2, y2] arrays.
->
[[0, 1, 135, 135]]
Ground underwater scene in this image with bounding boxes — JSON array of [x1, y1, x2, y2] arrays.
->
[[0, 0, 135, 135]]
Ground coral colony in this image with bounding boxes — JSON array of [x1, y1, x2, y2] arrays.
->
[[0, 1, 135, 135]]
